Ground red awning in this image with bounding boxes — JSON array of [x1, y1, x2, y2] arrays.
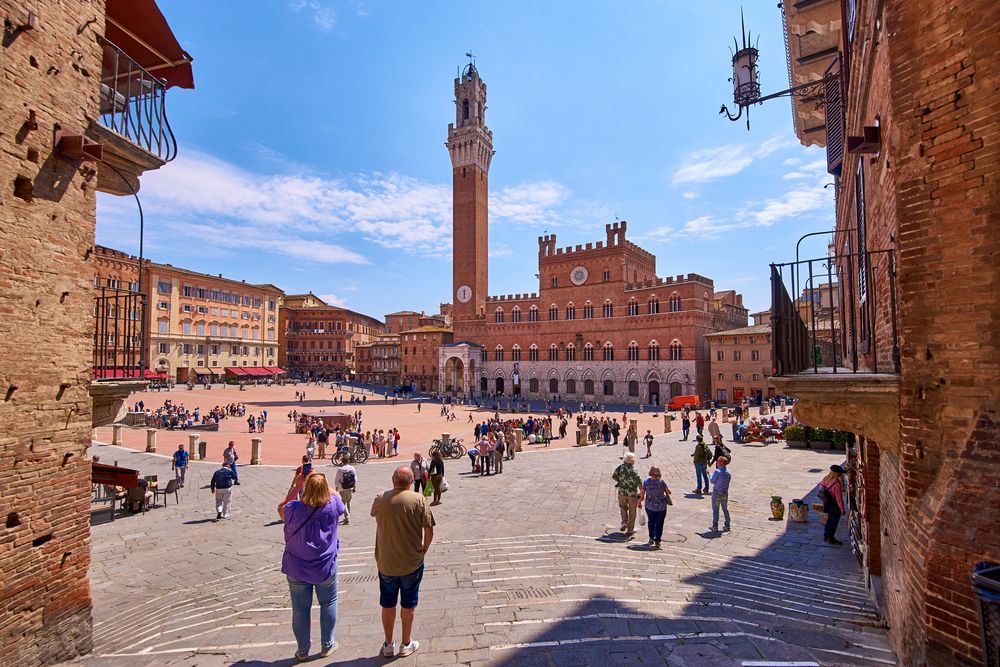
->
[[105, 0, 195, 90], [264, 367, 288, 374], [92, 368, 168, 379], [225, 367, 249, 376], [245, 367, 271, 377], [145, 370, 170, 379]]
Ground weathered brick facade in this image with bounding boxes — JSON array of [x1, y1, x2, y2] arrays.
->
[[705, 324, 773, 405], [0, 2, 105, 663], [279, 294, 383, 380]]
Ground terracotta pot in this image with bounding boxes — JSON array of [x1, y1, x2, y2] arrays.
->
[[770, 499, 785, 520], [788, 502, 809, 522]]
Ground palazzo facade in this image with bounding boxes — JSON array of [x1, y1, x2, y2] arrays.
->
[[441, 64, 747, 404]]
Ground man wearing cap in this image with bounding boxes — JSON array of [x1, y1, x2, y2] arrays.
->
[[172, 444, 189, 488], [819, 465, 846, 546]]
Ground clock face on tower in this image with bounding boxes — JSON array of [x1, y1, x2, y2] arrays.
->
[[456, 285, 473, 303], [570, 266, 589, 286]]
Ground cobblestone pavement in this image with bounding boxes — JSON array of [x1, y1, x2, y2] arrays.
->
[[65, 427, 896, 667]]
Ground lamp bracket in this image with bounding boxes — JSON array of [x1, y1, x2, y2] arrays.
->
[[721, 71, 841, 130]]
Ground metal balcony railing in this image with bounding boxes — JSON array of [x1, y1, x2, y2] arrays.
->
[[770, 249, 899, 376], [93, 288, 146, 380], [98, 36, 178, 162]]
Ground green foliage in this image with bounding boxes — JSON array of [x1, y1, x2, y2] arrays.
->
[[832, 430, 852, 446], [784, 424, 806, 441], [811, 428, 835, 442]]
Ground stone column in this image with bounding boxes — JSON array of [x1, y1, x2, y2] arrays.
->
[[639, 404, 644, 414], [251, 437, 263, 465], [514, 428, 523, 451], [664, 415, 672, 433], [111, 424, 123, 446], [188, 434, 199, 460], [145, 429, 157, 453], [441, 433, 450, 446], [576, 427, 588, 446]]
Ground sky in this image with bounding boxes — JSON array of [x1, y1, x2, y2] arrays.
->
[[96, 1, 837, 317]]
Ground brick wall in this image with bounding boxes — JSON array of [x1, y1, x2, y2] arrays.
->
[[0, 1, 105, 664]]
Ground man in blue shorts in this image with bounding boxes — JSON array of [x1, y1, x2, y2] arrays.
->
[[371, 466, 435, 658]]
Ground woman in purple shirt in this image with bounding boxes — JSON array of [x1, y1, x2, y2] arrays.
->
[[638, 466, 671, 549], [278, 472, 346, 661]]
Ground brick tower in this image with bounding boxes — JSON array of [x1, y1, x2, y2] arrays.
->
[[447, 61, 493, 321]]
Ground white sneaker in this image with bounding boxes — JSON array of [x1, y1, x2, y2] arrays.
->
[[398, 640, 419, 657], [381, 642, 395, 657]]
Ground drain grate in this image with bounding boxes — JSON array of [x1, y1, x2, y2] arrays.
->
[[511, 587, 556, 600], [342, 574, 378, 584]]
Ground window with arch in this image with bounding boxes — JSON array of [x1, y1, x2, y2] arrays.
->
[[583, 344, 594, 362], [566, 378, 577, 394], [752, 373, 760, 382], [528, 345, 539, 362], [495, 308, 504, 323], [511, 307, 521, 323], [478, 101, 483, 122], [669, 341, 682, 360], [628, 299, 639, 316], [549, 304, 558, 320], [584, 378, 595, 395], [462, 98, 469, 120], [551, 276, 558, 288], [733, 350, 742, 362], [668, 294, 682, 312], [603, 301, 614, 317], [494, 346, 504, 362], [566, 344, 576, 362], [528, 377, 539, 393], [648, 341, 660, 361], [603, 379, 614, 396], [628, 342, 639, 362], [549, 344, 558, 361], [566, 304, 576, 320], [549, 378, 559, 394], [717, 372, 725, 380], [603, 269, 611, 282], [528, 306, 539, 322], [583, 302, 593, 319], [734, 372, 743, 381], [648, 297, 660, 315], [511, 345, 521, 362], [603, 343, 614, 361], [628, 380, 640, 397]]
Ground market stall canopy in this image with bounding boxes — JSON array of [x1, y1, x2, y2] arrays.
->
[[105, 0, 195, 90]]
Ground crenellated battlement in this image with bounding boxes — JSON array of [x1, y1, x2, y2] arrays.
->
[[623, 272, 715, 291], [537, 234, 557, 257], [486, 292, 539, 303]]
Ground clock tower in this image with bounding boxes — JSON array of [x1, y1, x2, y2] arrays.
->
[[447, 61, 493, 321]]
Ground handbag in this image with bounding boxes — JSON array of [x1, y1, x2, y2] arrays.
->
[[665, 492, 674, 506], [423, 477, 435, 498], [439, 478, 450, 493]]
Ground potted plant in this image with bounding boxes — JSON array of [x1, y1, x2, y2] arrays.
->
[[770, 495, 785, 520], [832, 430, 852, 450], [784, 424, 807, 449], [788, 499, 809, 522], [810, 428, 835, 450]]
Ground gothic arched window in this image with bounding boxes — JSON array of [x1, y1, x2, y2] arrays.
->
[[462, 99, 470, 120]]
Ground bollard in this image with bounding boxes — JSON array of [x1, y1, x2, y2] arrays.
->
[[514, 428, 523, 451], [251, 437, 263, 465], [576, 427, 588, 446], [441, 433, 451, 447], [188, 434, 199, 460], [780, 403, 786, 413], [663, 415, 672, 433], [145, 428, 157, 453], [601, 404, 605, 414], [639, 404, 644, 414], [112, 424, 123, 446]]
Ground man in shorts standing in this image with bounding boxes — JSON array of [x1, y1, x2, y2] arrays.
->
[[371, 466, 435, 658]]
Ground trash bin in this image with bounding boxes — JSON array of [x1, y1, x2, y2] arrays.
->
[[197, 440, 207, 460], [973, 561, 1000, 667]]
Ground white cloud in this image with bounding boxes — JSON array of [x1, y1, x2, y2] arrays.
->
[[681, 178, 832, 238], [99, 150, 571, 264], [641, 225, 675, 243], [671, 133, 799, 186], [290, 1, 337, 31], [317, 293, 348, 307], [682, 191, 699, 200], [782, 159, 828, 180]]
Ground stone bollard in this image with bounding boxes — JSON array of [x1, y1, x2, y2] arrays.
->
[[112, 424, 123, 446], [514, 428, 523, 451], [188, 434, 199, 460], [639, 404, 644, 414], [145, 428, 157, 453], [663, 415, 672, 433], [251, 437, 263, 465], [601, 404, 605, 414], [441, 433, 451, 447], [780, 404, 786, 413], [576, 427, 588, 446]]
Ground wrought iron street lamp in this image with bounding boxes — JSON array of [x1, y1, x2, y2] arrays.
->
[[720, 8, 840, 130]]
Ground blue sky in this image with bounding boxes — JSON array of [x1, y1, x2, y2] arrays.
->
[[97, 1, 836, 316]]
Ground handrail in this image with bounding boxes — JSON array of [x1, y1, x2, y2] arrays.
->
[[93, 287, 146, 380], [97, 36, 178, 162], [770, 248, 898, 376]]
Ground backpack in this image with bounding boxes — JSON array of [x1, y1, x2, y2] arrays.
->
[[341, 468, 356, 490]]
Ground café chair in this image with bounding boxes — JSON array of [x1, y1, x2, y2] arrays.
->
[[153, 479, 180, 507]]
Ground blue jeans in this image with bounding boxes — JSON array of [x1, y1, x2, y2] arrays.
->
[[646, 509, 666, 542], [712, 492, 731, 529], [229, 462, 238, 482], [287, 566, 338, 654], [694, 463, 710, 491]]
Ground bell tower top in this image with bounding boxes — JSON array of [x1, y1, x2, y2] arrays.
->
[[447, 60, 493, 172]]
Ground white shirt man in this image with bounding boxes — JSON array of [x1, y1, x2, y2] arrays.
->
[[334, 463, 357, 525]]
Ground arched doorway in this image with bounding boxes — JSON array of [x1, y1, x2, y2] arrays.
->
[[669, 381, 683, 398], [443, 356, 465, 395], [495, 377, 505, 395], [648, 380, 660, 406]]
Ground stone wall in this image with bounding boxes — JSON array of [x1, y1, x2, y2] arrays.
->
[[0, 1, 105, 664]]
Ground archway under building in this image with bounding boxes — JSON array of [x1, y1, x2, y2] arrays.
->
[[495, 376, 505, 395], [648, 380, 660, 406], [442, 356, 466, 395], [669, 381, 683, 398]]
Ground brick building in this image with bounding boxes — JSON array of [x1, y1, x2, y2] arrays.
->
[[440, 63, 747, 404], [356, 332, 401, 387], [0, 1, 193, 664], [768, 0, 1000, 664], [401, 325, 453, 393], [91, 246, 147, 379], [145, 261, 283, 382], [705, 324, 773, 405], [279, 294, 383, 380]]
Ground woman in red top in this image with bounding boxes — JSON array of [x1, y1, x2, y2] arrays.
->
[[820, 464, 846, 545]]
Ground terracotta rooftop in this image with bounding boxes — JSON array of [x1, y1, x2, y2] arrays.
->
[[704, 323, 772, 337]]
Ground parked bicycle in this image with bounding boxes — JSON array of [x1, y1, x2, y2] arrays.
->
[[332, 443, 369, 465], [429, 437, 466, 460]]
